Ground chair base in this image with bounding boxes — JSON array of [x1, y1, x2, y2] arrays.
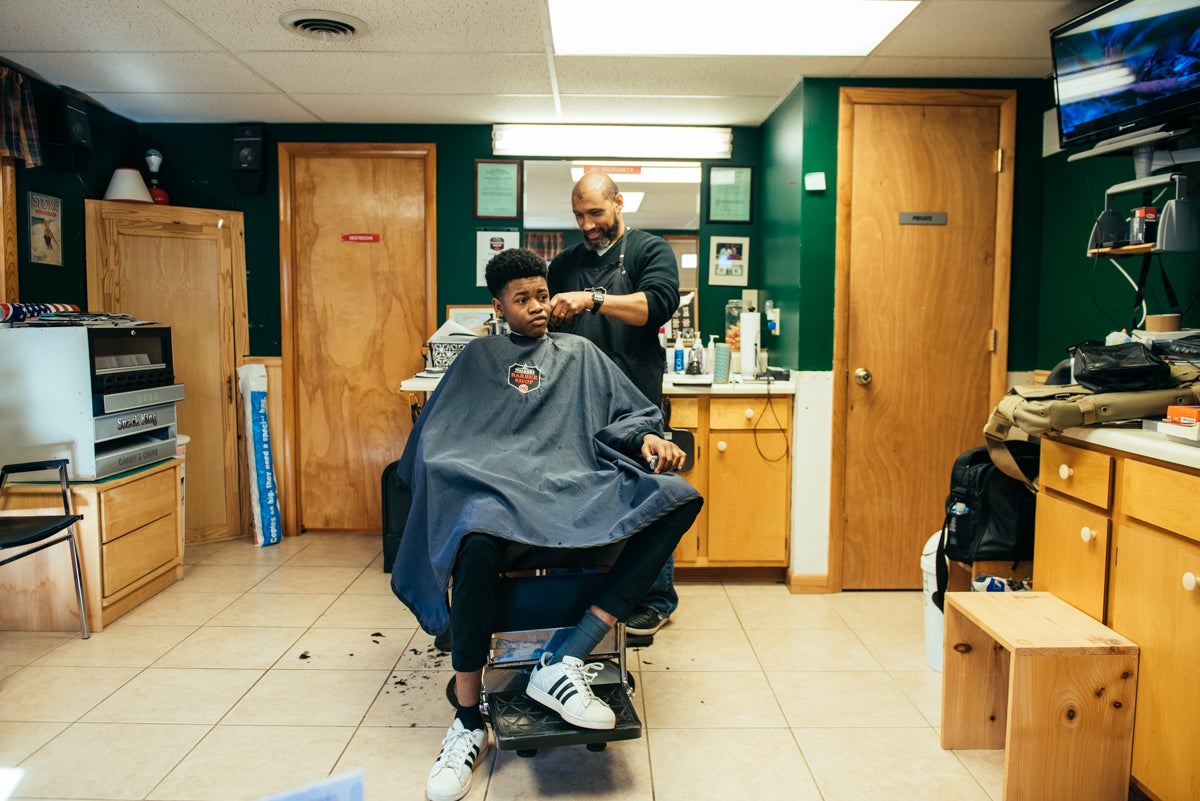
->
[[484, 665, 641, 752]]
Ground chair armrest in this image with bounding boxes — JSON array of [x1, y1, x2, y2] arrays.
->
[[1, 459, 69, 475]]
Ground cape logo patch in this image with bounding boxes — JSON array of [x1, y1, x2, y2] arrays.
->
[[508, 363, 542, 393]]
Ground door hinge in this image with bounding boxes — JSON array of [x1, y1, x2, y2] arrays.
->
[[988, 329, 998, 352], [996, 148, 1004, 173], [227, 376, 233, 404]]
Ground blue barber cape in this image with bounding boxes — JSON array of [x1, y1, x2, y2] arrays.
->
[[390, 332, 700, 634]]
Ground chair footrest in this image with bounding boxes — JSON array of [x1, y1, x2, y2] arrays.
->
[[487, 681, 641, 750]]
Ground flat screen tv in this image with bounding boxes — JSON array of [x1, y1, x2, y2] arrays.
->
[[1052, 0, 1200, 149]]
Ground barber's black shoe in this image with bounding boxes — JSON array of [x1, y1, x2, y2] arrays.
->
[[625, 607, 669, 636], [434, 630, 453, 653]]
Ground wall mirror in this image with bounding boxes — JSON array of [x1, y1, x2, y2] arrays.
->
[[523, 159, 700, 335]]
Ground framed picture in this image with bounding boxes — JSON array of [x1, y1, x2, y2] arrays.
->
[[28, 192, 63, 266], [475, 159, 521, 219], [446, 305, 496, 334], [708, 236, 750, 287], [476, 230, 521, 285], [707, 166, 752, 224]]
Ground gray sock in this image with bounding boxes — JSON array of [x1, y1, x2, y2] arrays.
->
[[550, 609, 611, 664]]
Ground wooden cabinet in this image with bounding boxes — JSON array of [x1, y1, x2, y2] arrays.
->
[[0, 459, 185, 632], [667, 391, 792, 567], [1036, 433, 1200, 801], [86, 200, 247, 544], [1034, 437, 1114, 620]]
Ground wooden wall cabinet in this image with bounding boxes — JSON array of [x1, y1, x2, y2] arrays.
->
[[1035, 434, 1200, 801], [666, 391, 792, 568], [0, 459, 185, 633], [86, 200, 248, 544]]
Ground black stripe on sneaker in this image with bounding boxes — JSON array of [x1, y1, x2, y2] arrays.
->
[[549, 675, 579, 703]]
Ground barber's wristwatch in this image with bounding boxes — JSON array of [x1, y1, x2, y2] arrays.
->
[[588, 286, 606, 313]]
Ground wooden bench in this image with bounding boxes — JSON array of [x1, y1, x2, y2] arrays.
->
[[941, 592, 1139, 801]]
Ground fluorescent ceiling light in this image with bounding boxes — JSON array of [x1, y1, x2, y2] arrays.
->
[[622, 191, 645, 212], [569, 162, 702, 184], [493, 125, 732, 159], [548, 0, 919, 56]]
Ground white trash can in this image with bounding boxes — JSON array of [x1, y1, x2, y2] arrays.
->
[[920, 531, 944, 672]]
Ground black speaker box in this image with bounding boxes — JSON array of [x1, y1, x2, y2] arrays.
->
[[44, 90, 92, 172], [232, 124, 265, 193]]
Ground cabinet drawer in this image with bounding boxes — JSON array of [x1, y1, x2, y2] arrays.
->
[[1033, 492, 1109, 621], [1040, 438, 1112, 509], [102, 514, 178, 596], [710, 397, 790, 431], [667, 397, 700, 429], [1123, 460, 1200, 544], [100, 468, 176, 543]]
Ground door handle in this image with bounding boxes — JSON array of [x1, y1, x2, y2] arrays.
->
[[854, 368, 873, 386]]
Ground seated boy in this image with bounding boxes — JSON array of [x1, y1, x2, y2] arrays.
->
[[390, 248, 702, 801]]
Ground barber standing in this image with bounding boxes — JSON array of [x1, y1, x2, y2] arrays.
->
[[548, 170, 683, 640]]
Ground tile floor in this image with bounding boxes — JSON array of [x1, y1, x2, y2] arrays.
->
[[0, 533, 1006, 801]]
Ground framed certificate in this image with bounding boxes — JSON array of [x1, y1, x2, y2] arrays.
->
[[707, 166, 752, 224], [475, 159, 521, 219]]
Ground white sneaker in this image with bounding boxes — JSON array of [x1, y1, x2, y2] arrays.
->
[[426, 719, 488, 801], [525, 653, 616, 730]]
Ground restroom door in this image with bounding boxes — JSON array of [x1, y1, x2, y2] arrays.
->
[[278, 143, 435, 534], [833, 89, 1015, 589]]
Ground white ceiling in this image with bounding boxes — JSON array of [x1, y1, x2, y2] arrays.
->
[[0, 0, 1098, 127]]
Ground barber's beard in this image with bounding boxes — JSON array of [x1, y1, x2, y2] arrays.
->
[[583, 219, 622, 251]]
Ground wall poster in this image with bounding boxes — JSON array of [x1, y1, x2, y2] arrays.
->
[[28, 192, 63, 266]]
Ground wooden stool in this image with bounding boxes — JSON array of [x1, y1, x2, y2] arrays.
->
[[941, 592, 1139, 801]]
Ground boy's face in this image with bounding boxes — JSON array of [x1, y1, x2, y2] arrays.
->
[[493, 276, 550, 338]]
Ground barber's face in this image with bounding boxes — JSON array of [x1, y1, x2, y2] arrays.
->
[[572, 188, 623, 251], [493, 276, 551, 338]]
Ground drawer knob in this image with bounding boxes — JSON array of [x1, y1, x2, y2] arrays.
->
[[1184, 572, 1197, 592], [744, 408, 755, 419], [1080, 526, 1096, 543], [717, 440, 728, 453], [1058, 464, 1073, 481]]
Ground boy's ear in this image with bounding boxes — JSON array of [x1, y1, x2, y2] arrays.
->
[[492, 297, 504, 319]]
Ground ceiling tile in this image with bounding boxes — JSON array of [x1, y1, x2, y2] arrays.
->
[[0, 0, 216, 51], [239, 52, 552, 94], [162, 0, 548, 52], [292, 93, 559, 124], [876, 0, 1096, 59], [89, 92, 320, 123], [5, 52, 278, 94], [853, 55, 1053, 80], [554, 56, 862, 95]]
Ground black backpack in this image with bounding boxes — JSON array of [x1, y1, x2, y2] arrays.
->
[[931, 442, 1039, 611]]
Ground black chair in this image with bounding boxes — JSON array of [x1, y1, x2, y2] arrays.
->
[[0, 459, 89, 639]]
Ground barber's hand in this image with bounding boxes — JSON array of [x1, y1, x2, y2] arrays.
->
[[548, 292, 592, 327], [641, 434, 686, 474]]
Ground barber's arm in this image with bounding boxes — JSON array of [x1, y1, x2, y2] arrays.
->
[[549, 290, 649, 326]]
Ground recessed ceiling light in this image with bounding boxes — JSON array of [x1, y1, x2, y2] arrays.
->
[[280, 10, 370, 42], [548, 0, 919, 56]]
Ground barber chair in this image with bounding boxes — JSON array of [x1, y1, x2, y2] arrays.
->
[[458, 543, 642, 757], [382, 463, 641, 756]]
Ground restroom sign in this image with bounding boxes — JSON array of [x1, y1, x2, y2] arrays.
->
[[341, 233, 381, 242]]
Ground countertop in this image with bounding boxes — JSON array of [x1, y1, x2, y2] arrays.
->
[[400, 373, 796, 395], [1058, 424, 1200, 471]]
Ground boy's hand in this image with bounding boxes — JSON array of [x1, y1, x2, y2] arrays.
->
[[641, 434, 686, 473]]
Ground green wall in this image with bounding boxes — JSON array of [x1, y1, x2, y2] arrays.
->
[[14, 72, 1200, 372], [760, 77, 1051, 372], [1037, 144, 1200, 368]]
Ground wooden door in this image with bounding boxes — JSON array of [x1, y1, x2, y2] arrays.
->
[[278, 143, 435, 534], [832, 88, 1015, 589], [85, 200, 247, 543]]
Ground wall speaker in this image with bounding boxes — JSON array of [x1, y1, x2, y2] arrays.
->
[[232, 124, 265, 193], [45, 90, 92, 172]]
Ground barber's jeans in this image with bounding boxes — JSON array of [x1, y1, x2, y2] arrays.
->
[[639, 556, 678, 616], [449, 496, 702, 673]]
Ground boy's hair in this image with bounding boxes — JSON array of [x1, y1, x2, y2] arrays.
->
[[484, 248, 548, 297]]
